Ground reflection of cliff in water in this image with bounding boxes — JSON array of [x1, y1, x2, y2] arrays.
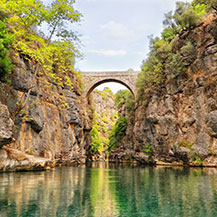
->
[[0, 165, 217, 217]]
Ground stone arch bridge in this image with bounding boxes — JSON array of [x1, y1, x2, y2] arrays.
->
[[81, 71, 140, 97]]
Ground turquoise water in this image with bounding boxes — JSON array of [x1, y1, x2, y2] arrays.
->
[[0, 163, 217, 217]]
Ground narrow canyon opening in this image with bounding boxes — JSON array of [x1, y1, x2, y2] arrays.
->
[[88, 82, 135, 161]]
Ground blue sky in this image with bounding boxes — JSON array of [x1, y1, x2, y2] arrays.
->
[[72, 0, 192, 92], [43, 0, 192, 92], [73, 0, 191, 72]]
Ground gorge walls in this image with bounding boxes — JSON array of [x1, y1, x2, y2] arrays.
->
[[0, 50, 92, 171], [1, 10, 217, 171], [88, 88, 118, 160], [112, 13, 217, 166]]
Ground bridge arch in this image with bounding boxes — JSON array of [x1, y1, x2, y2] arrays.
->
[[81, 71, 140, 97], [86, 78, 134, 97]]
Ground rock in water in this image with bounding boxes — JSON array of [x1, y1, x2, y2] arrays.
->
[[0, 147, 54, 172]]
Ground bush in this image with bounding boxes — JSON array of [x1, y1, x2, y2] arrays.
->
[[161, 27, 177, 42], [180, 41, 195, 56], [192, 0, 217, 13], [108, 117, 128, 151], [177, 140, 194, 149], [166, 53, 186, 78], [90, 125, 104, 153], [115, 90, 134, 113], [143, 144, 153, 155], [0, 20, 14, 82], [174, 3, 201, 29]]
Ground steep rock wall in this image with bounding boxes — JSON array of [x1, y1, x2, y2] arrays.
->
[[89, 89, 117, 160], [0, 50, 92, 171], [114, 14, 217, 166]]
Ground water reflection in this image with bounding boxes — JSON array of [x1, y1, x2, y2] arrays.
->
[[0, 164, 217, 217]]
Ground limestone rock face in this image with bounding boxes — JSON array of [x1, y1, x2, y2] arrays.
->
[[0, 103, 14, 147], [0, 50, 92, 171], [89, 89, 118, 160], [91, 90, 117, 119], [206, 111, 217, 138], [114, 14, 217, 166]]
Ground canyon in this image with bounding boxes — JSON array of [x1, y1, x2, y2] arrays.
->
[[0, 12, 217, 171]]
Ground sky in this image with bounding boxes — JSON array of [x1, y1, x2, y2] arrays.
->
[[71, 0, 192, 93]]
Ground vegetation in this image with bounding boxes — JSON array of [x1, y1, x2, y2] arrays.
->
[[94, 87, 114, 100], [142, 144, 153, 155], [90, 88, 132, 154], [136, 0, 213, 101], [192, 0, 217, 12], [103, 89, 135, 152], [90, 88, 117, 154], [192, 155, 202, 163], [108, 117, 128, 152], [0, 17, 14, 82], [90, 112, 104, 154], [0, 0, 82, 119], [115, 90, 134, 113], [177, 140, 194, 149]]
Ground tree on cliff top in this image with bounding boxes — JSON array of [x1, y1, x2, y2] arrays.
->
[[192, 0, 217, 12], [136, 0, 212, 101], [163, 1, 201, 34], [0, 0, 82, 119], [1, 0, 81, 45]]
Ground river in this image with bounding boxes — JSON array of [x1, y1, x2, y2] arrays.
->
[[0, 163, 217, 217]]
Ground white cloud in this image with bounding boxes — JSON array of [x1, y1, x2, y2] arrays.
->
[[79, 35, 94, 46], [88, 49, 127, 56], [101, 21, 136, 41]]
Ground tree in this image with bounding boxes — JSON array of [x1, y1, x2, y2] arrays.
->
[[192, 0, 217, 12], [0, 19, 14, 81], [137, 0, 214, 103], [115, 90, 134, 113], [108, 117, 128, 151], [175, 3, 201, 29], [0, 0, 82, 119], [163, 1, 201, 33], [45, 0, 81, 44]]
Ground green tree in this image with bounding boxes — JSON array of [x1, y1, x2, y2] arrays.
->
[[45, 0, 81, 44], [137, 0, 209, 102], [90, 124, 104, 154], [175, 2, 201, 29], [192, 0, 217, 12], [0, 0, 82, 119], [136, 36, 171, 101], [115, 90, 134, 113], [90, 88, 117, 154], [108, 117, 128, 151], [0, 20, 14, 81], [163, 1, 202, 33]]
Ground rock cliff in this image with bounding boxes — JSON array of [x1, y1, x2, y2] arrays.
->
[[0, 50, 92, 171], [1, 12, 217, 171], [89, 88, 117, 160], [112, 13, 217, 166]]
